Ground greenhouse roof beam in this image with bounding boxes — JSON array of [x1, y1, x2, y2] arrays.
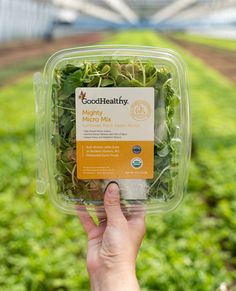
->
[[53, 0, 124, 24], [172, 0, 236, 22], [151, 0, 198, 23], [103, 0, 139, 24]]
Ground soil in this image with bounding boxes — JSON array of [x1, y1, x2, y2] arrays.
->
[[3, 32, 235, 87], [167, 36, 236, 84], [0, 32, 106, 69]]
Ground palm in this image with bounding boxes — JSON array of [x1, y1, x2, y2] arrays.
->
[[78, 184, 145, 275]]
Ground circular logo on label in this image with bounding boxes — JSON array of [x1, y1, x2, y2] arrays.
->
[[132, 145, 142, 154], [130, 100, 151, 121], [131, 158, 143, 169]]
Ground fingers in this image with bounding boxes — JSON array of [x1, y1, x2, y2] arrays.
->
[[128, 211, 146, 232], [95, 205, 107, 226], [77, 206, 97, 237], [127, 205, 146, 238], [127, 204, 145, 222], [104, 183, 126, 226], [128, 213, 145, 231]]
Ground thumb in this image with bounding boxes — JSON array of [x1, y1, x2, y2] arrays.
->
[[104, 183, 126, 226]]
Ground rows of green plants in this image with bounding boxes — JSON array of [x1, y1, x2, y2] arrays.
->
[[173, 32, 236, 52], [0, 55, 49, 87], [0, 30, 236, 290]]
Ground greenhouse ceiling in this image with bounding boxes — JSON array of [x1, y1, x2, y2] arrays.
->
[[51, 0, 236, 26]]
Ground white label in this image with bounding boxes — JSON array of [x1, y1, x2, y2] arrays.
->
[[75, 87, 154, 180], [76, 87, 154, 141]]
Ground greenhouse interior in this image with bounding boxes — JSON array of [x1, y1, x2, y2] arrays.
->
[[0, 0, 236, 290]]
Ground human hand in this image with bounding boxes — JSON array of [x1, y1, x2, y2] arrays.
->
[[78, 183, 146, 291]]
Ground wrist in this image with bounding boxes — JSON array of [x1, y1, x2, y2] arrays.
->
[[90, 267, 140, 291]]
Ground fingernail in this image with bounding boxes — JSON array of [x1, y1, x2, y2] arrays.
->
[[108, 183, 119, 194]]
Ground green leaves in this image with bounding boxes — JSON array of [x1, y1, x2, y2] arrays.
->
[[62, 69, 83, 96], [101, 78, 114, 87], [52, 58, 177, 202], [110, 61, 121, 79]]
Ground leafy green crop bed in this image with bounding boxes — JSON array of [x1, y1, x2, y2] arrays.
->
[[0, 30, 236, 290], [173, 32, 236, 52], [0, 55, 48, 87]]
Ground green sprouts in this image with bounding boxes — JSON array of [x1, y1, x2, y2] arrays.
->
[[52, 59, 178, 204]]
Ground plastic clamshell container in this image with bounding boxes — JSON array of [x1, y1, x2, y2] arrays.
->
[[34, 45, 191, 216]]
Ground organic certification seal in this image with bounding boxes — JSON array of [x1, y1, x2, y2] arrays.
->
[[131, 157, 143, 169]]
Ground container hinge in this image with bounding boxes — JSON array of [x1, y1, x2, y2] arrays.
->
[[34, 72, 48, 195]]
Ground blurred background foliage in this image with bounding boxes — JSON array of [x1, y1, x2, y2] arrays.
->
[[0, 0, 236, 290]]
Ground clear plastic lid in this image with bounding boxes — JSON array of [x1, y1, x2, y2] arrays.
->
[[34, 45, 191, 216]]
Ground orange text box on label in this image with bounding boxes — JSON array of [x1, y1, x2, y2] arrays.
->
[[76, 141, 154, 180]]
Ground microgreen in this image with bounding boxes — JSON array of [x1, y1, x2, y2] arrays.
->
[[52, 59, 178, 203]]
